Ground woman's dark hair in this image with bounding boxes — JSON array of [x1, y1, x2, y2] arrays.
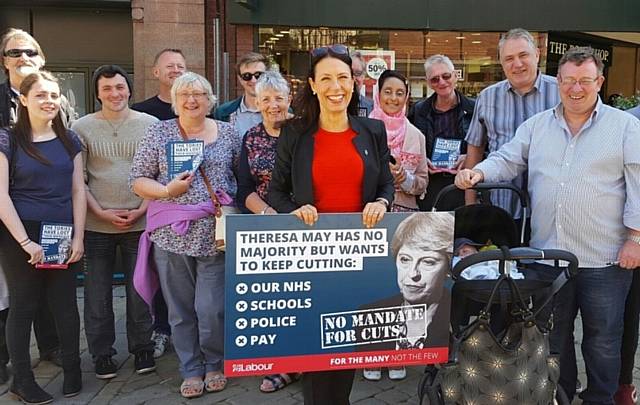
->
[[290, 46, 359, 132], [13, 71, 75, 165], [378, 69, 409, 93], [92, 64, 133, 101]]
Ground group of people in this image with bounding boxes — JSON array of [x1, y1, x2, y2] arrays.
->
[[0, 23, 638, 405]]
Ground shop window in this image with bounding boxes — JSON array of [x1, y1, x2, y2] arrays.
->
[[259, 26, 548, 101]]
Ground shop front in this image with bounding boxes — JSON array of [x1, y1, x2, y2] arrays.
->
[[226, 0, 640, 103]]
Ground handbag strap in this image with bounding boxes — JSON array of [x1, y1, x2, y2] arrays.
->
[[176, 120, 222, 218], [479, 248, 531, 321]]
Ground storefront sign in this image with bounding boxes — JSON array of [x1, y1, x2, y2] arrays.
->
[[366, 57, 388, 80], [224, 212, 453, 376], [547, 34, 612, 67]]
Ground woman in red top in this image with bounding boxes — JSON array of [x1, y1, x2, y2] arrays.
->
[[269, 45, 395, 405]]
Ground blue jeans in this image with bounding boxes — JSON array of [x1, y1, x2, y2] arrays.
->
[[84, 231, 153, 356], [547, 265, 632, 405]]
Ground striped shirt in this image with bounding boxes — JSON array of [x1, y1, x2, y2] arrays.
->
[[466, 73, 559, 218], [475, 99, 640, 267]]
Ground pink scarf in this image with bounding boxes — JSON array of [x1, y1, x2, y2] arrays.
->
[[369, 92, 407, 158]]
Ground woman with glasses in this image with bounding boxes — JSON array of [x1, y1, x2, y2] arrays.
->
[[130, 72, 241, 399], [269, 44, 395, 405], [408, 54, 475, 211], [236, 70, 302, 393], [0, 71, 84, 404]]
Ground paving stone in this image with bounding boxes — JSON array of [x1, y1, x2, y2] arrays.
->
[[353, 397, 388, 405], [374, 387, 411, 404], [350, 378, 384, 403], [109, 383, 174, 405], [88, 380, 125, 405]]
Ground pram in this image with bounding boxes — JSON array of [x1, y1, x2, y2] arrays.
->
[[418, 183, 579, 405]]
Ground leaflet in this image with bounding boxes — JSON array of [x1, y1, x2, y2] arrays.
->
[[36, 222, 73, 270], [431, 137, 462, 169], [166, 140, 204, 180]]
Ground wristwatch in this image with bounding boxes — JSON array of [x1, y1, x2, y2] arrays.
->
[[628, 234, 640, 244]]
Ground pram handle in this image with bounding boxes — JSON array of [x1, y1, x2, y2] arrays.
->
[[451, 247, 579, 280], [508, 247, 579, 277], [431, 183, 530, 211]]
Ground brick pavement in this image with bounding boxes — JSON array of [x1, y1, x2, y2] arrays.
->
[[0, 286, 634, 404]]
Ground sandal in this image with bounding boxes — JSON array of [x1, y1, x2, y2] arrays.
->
[[180, 378, 204, 399], [259, 373, 299, 393], [204, 373, 227, 393]]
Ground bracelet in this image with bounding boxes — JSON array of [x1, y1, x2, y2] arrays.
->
[[261, 206, 270, 215], [164, 185, 173, 198], [18, 237, 29, 246], [628, 234, 640, 245], [20, 239, 31, 247], [375, 198, 389, 209]]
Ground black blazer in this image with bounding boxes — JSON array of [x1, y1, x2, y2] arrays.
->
[[268, 115, 395, 213]]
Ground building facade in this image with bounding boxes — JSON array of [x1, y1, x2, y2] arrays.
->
[[1, 0, 639, 115]]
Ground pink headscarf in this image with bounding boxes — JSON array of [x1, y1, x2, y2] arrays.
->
[[369, 92, 407, 158]]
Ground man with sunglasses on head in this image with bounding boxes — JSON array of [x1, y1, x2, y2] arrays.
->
[[464, 28, 559, 240], [350, 51, 373, 117], [213, 52, 269, 139], [132, 48, 187, 120]]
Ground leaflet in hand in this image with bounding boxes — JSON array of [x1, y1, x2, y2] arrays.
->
[[166, 140, 205, 180], [431, 137, 462, 170], [36, 222, 73, 269]]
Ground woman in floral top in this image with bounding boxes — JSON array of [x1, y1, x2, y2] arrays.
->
[[236, 71, 301, 392], [130, 72, 240, 399]]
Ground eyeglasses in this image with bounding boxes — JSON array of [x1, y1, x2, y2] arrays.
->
[[239, 71, 264, 81], [4, 48, 38, 58], [428, 72, 453, 84], [559, 76, 599, 87], [310, 44, 349, 62], [177, 91, 208, 100], [353, 70, 364, 78]]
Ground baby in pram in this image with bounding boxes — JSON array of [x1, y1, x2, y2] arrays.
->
[[453, 237, 524, 280]]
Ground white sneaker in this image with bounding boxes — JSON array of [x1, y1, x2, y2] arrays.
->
[[388, 367, 406, 380], [152, 331, 170, 358], [363, 368, 382, 381]]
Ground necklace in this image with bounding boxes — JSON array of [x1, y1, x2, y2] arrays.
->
[[102, 110, 130, 137]]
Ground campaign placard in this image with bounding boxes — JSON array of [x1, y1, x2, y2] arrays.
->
[[36, 222, 73, 269], [224, 212, 454, 376]]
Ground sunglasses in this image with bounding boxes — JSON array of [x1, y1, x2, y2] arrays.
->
[[310, 44, 349, 62], [239, 71, 264, 81], [4, 48, 39, 58], [429, 72, 453, 84]]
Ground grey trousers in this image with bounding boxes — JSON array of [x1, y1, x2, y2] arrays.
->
[[153, 245, 225, 378]]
